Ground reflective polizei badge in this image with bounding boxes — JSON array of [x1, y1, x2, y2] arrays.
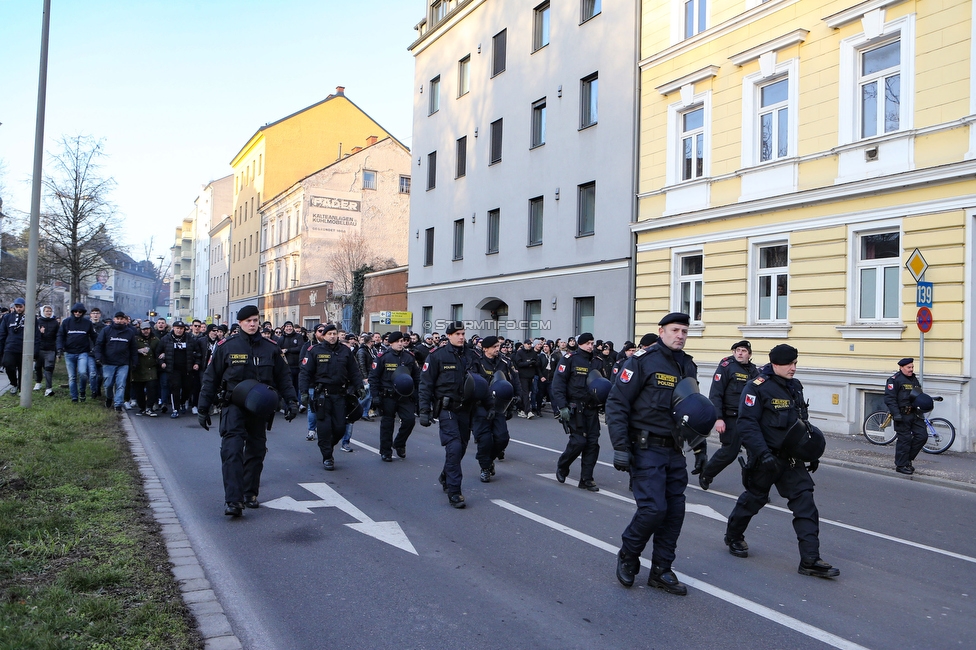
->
[[744, 394, 756, 407], [619, 369, 633, 383]]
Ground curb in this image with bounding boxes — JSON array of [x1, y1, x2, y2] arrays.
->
[[818, 456, 976, 494], [120, 414, 244, 650]]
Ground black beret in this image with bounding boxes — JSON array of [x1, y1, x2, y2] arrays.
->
[[387, 331, 404, 343], [898, 357, 914, 367], [481, 336, 499, 348], [322, 324, 337, 333], [731, 340, 752, 352], [345, 333, 358, 341], [639, 332, 659, 347], [237, 305, 259, 321], [577, 333, 595, 345], [658, 312, 691, 327], [114, 311, 127, 318], [621, 342, 636, 352], [769, 344, 798, 365], [445, 321, 465, 334]]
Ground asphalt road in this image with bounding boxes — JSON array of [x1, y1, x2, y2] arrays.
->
[[132, 409, 976, 650]]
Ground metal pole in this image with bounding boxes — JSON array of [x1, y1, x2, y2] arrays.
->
[[917, 271, 925, 383], [20, 0, 52, 408]]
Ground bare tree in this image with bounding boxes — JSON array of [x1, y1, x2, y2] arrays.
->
[[40, 135, 120, 304], [327, 231, 376, 295], [142, 236, 171, 313]]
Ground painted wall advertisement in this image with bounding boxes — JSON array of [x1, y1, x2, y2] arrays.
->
[[305, 190, 362, 240], [86, 269, 115, 302]]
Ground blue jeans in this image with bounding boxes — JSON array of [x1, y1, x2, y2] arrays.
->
[[65, 352, 89, 401], [307, 389, 317, 431], [89, 359, 102, 396], [102, 364, 129, 407]]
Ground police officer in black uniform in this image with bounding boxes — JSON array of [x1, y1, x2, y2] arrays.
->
[[418, 321, 480, 509], [698, 340, 759, 490], [606, 313, 708, 596], [368, 331, 420, 462], [197, 305, 299, 517], [724, 344, 839, 578], [552, 332, 605, 492], [470, 336, 516, 483], [884, 357, 926, 475], [299, 323, 364, 471]]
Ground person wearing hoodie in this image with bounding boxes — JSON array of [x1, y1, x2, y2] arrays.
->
[[0, 298, 27, 394], [57, 302, 97, 402], [94, 311, 138, 411], [158, 321, 200, 418], [88, 307, 107, 398], [132, 322, 160, 416], [33, 305, 60, 396]]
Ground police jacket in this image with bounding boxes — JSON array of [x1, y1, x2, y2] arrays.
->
[[298, 341, 362, 396], [709, 356, 759, 417], [0, 310, 26, 355], [132, 334, 159, 383], [158, 332, 200, 372], [368, 348, 420, 399], [737, 364, 808, 456], [56, 315, 96, 354], [551, 349, 605, 410], [198, 330, 297, 412], [605, 344, 698, 451], [513, 346, 540, 379], [277, 331, 304, 368], [884, 371, 921, 418], [35, 316, 60, 353], [471, 352, 512, 384], [94, 322, 137, 367], [419, 343, 480, 414]]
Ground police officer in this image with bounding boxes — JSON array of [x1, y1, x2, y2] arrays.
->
[[698, 340, 759, 490], [197, 305, 299, 517], [724, 344, 838, 578], [552, 332, 605, 492], [368, 331, 420, 462], [299, 323, 364, 471], [606, 313, 710, 596], [470, 336, 516, 483], [884, 357, 926, 475], [418, 321, 480, 509]]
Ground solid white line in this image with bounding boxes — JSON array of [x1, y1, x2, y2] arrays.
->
[[492, 499, 871, 650], [513, 437, 976, 565]]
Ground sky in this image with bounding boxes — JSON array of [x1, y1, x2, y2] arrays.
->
[[0, 0, 419, 261]]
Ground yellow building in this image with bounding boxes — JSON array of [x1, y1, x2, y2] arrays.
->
[[635, 0, 976, 451], [228, 86, 393, 317]]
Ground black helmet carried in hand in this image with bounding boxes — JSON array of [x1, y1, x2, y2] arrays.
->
[[231, 380, 280, 419], [670, 378, 716, 449], [462, 372, 489, 404], [393, 367, 415, 396], [489, 372, 515, 412], [912, 392, 935, 413], [586, 370, 612, 405], [344, 393, 363, 424], [783, 418, 826, 461]]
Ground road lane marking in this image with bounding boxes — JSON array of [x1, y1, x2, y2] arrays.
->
[[493, 499, 871, 650]]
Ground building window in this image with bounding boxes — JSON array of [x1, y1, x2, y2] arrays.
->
[[525, 300, 542, 339], [363, 170, 377, 190], [756, 243, 788, 322], [531, 98, 546, 148], [426, 76, 441, 116], [451, 304, 463, 322], [458, 55, 470, 96], [427, 151, 437, 190], [681, 105, 705, 181], [528, 196, 544, 246], [684, 0, 706, 38], [487, 209, 500, 254], [533, 2, 550, 51], [453, 218, 464, 260], [424, 228, 435, 267], [676, 252, 703, 322], [758, 77, 789, 162], [577, 182, 595, 236], [859, 40, 900, 139], [399, 175, 411, 194], [431, 0, 446, 24], [489, 118, 503, 165], [580, 73, 598, 128], [492, 29, 507, 77], [740, 60, 797, 170], [856, 231, 900, 320], [456, 136, 467, 178], [574, 297, 595, 335], [581, 0, 601, 23], [422, 306, 432, 335]]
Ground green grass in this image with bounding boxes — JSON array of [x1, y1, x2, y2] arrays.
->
[[0, 371, 201, 649]]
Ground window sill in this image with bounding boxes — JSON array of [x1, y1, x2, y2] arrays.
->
[[530, 143, 545, 151], [579, 12, 601, 26], [836, 324, 906, 339], [687, 323, 705, 337], [527, 242, 543, 248], [579, 122, 598, 132], [738, 323, 792, 338], [532, 44, 549, 54]]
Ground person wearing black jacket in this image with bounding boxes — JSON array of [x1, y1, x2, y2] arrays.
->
[[368, 332, 420, 461], [88, 307, 107, 398], [94, 311, 138, 411], [0, 298, 27, 394], [158, 321, 200, 418], [551, 333, 605, 492], [57, 302, 97, 402], [536, 342, 555, 412], [33, 305, 60, 396], [470, 336, 516, 482], [884, 357, 926, 475], [277, 321, 304, 399], [513, 340, 540, 418]]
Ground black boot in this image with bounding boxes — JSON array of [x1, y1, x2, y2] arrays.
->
[[724, 535, 749, 558], [616, 550, 640, 588], [648, 565, 687, 596], [224, 502, 244, 517], [798, 558, 839, 578]]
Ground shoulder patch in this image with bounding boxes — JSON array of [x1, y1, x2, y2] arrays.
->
[[557, 364, 567, 373], [752, 377, 765, 385], [619, 368, 634, 383], [371, 361, 377, 369], [744, 394, 756, 407], [217, 339, 226, 346], [633, 349, 646, 357], [886, 383, 894, 390], [721, 359, 730, 367], [422, 361, 429, 372], [564, 352, 572, 358], [714, 373, 722, 382]]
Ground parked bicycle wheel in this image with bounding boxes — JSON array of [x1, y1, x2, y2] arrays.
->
[[922, 417, 955, 454], [862, 411, 896, 445]]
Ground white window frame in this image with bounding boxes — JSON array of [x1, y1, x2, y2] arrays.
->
[[672, 248, 704, 326], [749, 237, 790, 326], [580, 0, 601, 23], [429, 76, 440, 115], [362, 169, 377, 190], [531, 98, 546, 148], [671, 0, 708, 43], [580, 72, 598, 129], [666, 90, 711, 186], [458, 55, 470, 97], [741, 58, 799, 168], [838, 13, 915, 146], [533, 2, 550, 52], [853, 228, 901, 322]]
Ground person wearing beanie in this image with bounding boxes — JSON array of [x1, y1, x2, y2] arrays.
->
[[197, 305, 299, 517], [0, 297, 27, 394], [604, 312, 702, 596], [698, 340, 759, 490], [368, 331, 421, 462], [884, 358, 927, 475], [724, 343, 839, 579]]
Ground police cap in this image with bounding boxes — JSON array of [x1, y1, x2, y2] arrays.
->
[[639, 332, 659, 347], [658, 312, 690, 327], [388, 331, 405, 344], [731, 340, 752, 352], [445, 321, 465, 334], [237, 305, 259, 321], [769, 344, 798, 365], [898, 357, 914, 367]]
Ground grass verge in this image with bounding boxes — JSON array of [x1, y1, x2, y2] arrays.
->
[[0, 374, 201, 649]]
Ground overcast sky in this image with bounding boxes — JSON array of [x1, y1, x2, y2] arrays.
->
[[0, 0, 418, 260]]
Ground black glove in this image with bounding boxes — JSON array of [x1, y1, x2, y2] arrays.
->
[[692, 446, 707, 475], [505, 408, 514, 421], [300, 393, 309, 407], [358, 387, 368, 401], [198, 412, 211, 430], [419, 412, 431, 427], [558, 407, 571, 423], [806, 459, 819, 473], [612, 450, 631, 472], [284, 401, 299, 421], [892, 415, 903, 423], [758, 450, 779, 473]]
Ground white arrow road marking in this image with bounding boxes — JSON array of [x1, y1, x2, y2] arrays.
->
[[263, 483, 417, 555], [492, 499, 870, 650]]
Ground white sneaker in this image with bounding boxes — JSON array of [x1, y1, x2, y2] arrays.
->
[[33, 383, 42, 391], [306, 431, 316, 441], [517, 410, 527, 418], [124, 402, 132, 410], [44, 388, 54, 397], [526, 411, 536, 420], [192, 406, 199, 415]]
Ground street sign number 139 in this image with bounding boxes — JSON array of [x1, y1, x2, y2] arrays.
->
[[916, 282, 933, 308]]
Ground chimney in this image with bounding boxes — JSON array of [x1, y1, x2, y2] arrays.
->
[[366, 135, 378, 146], [350, 146, 362, 154], [335, 86, 345, 96]]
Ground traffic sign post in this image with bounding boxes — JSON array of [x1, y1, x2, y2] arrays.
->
[[907, 249, 930, 382]]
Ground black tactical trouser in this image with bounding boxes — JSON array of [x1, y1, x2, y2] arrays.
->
[[894, 415, 927, 467], [701, 416, 742, 480], [379, 395, 416, 456], [315, 393, 346, 460], [726, 457, 820, 561], [473, 405, 510, 470], [439, 409, 472, 495], [621, 444, 687, 568], [557, 407, 600, 482], [219, 404, 268, 504]]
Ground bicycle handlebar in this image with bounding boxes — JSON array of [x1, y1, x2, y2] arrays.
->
[[934, 396, 944, 402]]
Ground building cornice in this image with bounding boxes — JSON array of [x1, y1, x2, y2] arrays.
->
[[407, 259, 630, 292], [728, 29, 810, 66], [365, 265, 408, 279], [408, 0, 483, 56], [655, 65, 721, 96], [823, 0, 912, 29]]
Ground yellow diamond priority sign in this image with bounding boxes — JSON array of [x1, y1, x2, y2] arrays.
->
[[906, 248, 928, 283]]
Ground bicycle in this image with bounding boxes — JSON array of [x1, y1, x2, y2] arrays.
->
[[862, 397, 955, 454]]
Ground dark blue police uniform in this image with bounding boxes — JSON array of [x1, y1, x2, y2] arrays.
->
[[700, 353, 758, 485], [470, 352, 515, 479], [551, 349, 605, 489], [883, 364, 926, 472], [299, 340, 362, 465], [368, 347, 421, 459]]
